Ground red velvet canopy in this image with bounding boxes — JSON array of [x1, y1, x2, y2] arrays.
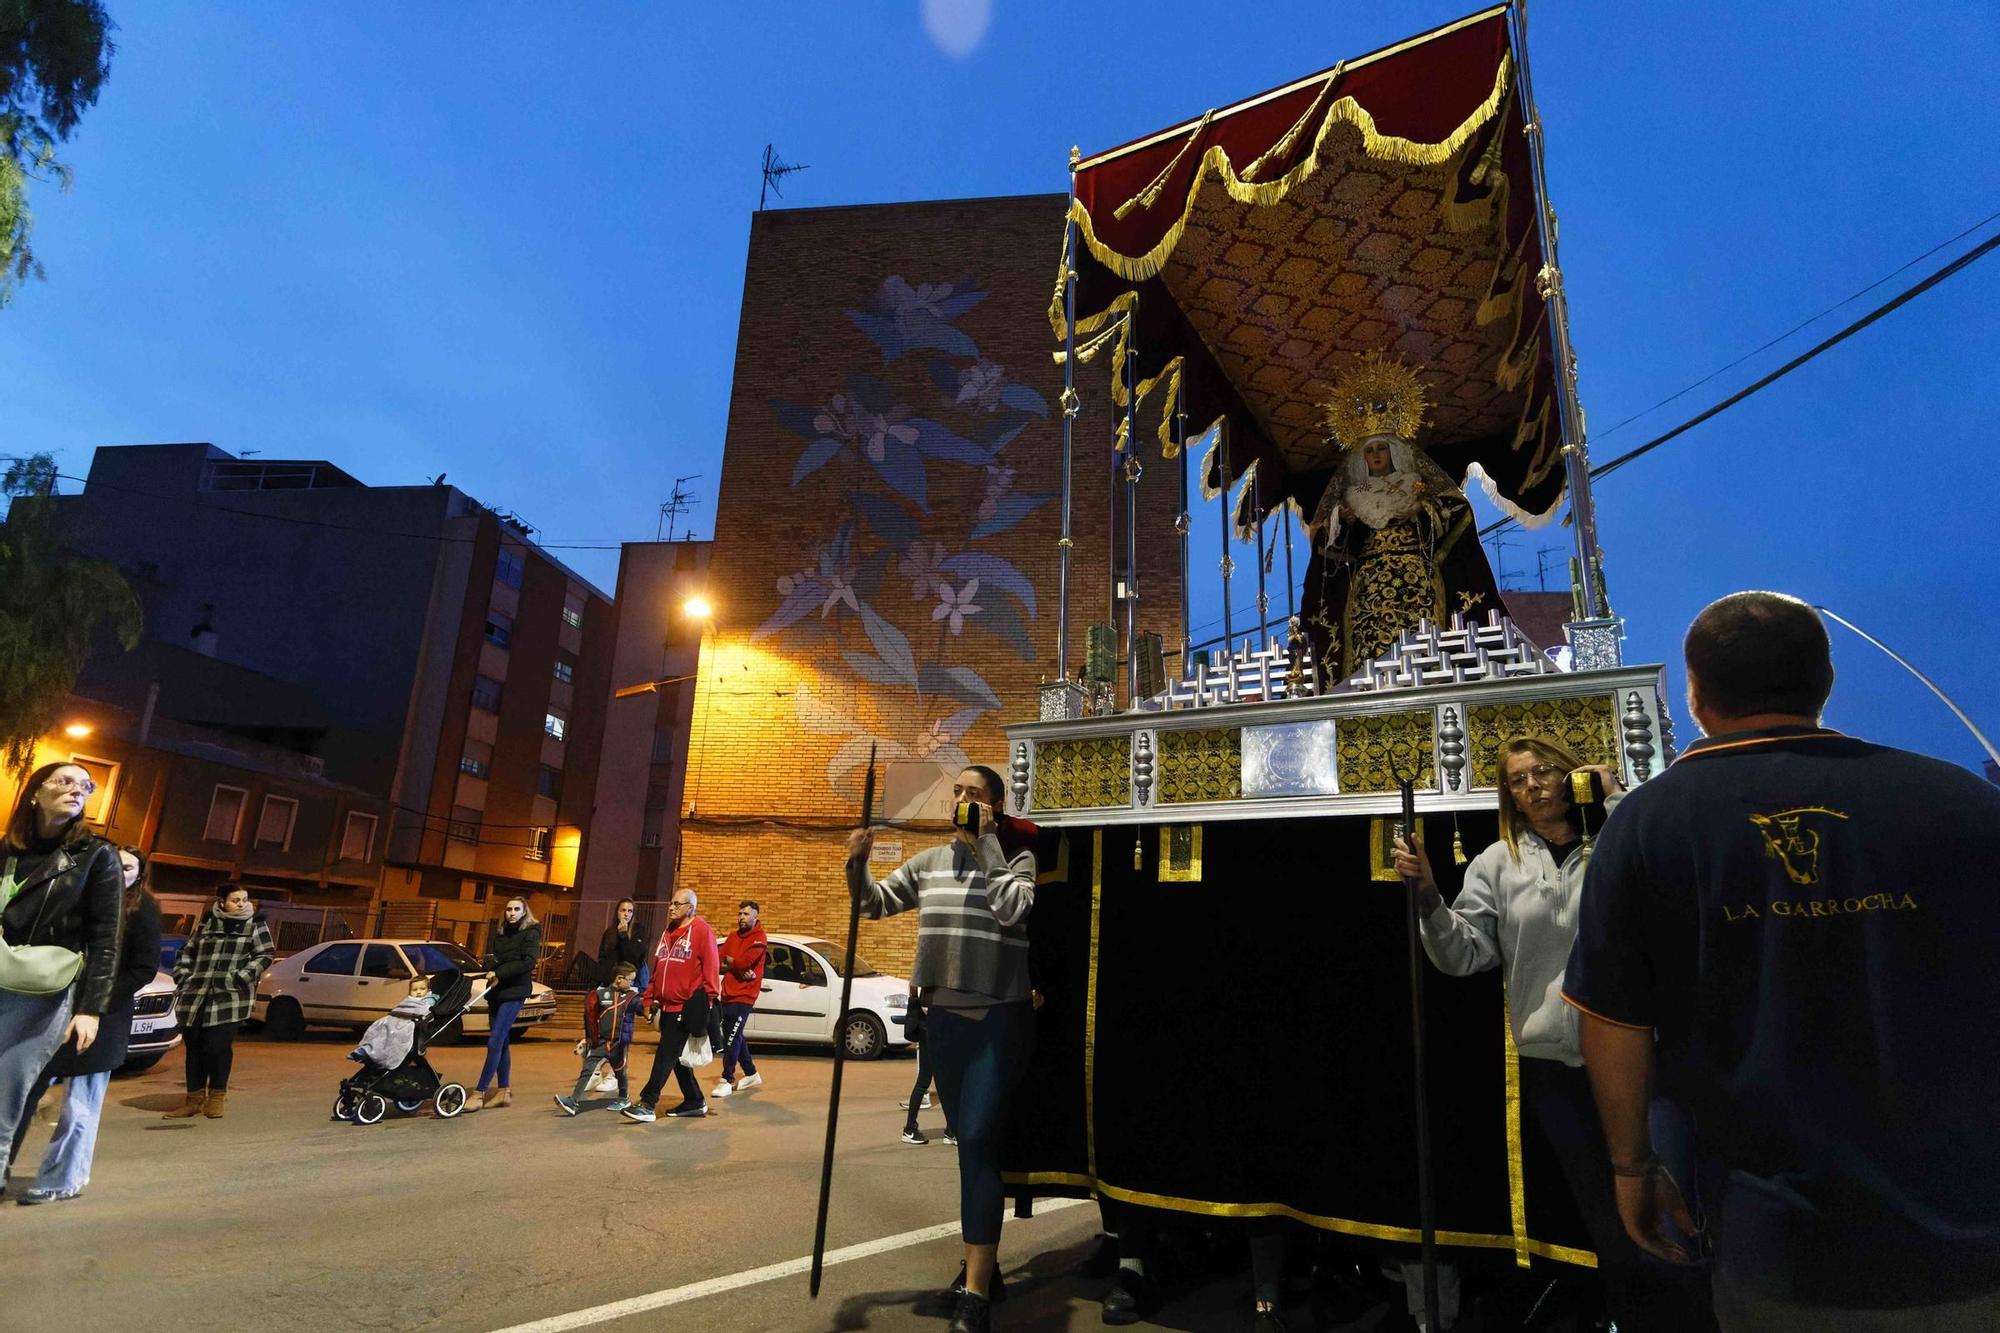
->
[[1055, 5, 1567, 532]]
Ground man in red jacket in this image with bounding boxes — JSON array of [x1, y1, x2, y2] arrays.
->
[[712, 899, 768, 1098], [621, 888, 720, 1122]]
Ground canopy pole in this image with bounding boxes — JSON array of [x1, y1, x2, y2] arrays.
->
[[1216, 425, 1236, 668], [1508, 0, 1605, 619], [1282, 501, 1297, 629], [1123, 314, 1141, 707], [1057, 206, 1079, 682], [1176, 386, 1191, 679], [1252, 467, 1269, 651]]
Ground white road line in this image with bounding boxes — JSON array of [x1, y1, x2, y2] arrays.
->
[[487, 1197, 1089, 1333]]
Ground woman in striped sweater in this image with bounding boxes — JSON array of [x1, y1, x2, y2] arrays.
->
[[847, 764, 1035, 1333]]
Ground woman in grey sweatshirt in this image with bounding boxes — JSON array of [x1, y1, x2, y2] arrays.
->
[[847, 764, 1034, 1333], [1396, 736, 1715, 1332]]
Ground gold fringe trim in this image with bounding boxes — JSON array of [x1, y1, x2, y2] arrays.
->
[[1071, 53, 1512, 286], [1113, 110, 1215, 220], [1086, 828, 1102, 1182], [1240, 63, 1343, 182], [1135, 356, 1185, 457], [1503, 983, 1531, 1267]]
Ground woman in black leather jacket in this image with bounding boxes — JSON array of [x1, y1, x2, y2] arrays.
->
[[465, 897, 541, 1112], [0, 762, 124, 1191]]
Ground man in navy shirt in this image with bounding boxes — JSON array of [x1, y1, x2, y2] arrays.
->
[[1563, 591, 2000, 1330]]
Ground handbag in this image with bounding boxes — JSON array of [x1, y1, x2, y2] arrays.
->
[[0, 856, 85, 996], [679, 1033, 714, 1069]]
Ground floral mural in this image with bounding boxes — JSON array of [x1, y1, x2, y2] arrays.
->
[[753, 275, 1052, 820]]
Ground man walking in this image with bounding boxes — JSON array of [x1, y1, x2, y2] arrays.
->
[[622, 888, 720, 1123], [1564, 591, 2000, 1329], [713, 899, 767, 1098]]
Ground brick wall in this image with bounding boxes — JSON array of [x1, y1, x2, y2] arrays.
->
[[678, 195, 1183, 975]]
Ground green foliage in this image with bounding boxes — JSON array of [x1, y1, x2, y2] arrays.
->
[[0, 1, 113, 305], [0, 452, 140, 775]]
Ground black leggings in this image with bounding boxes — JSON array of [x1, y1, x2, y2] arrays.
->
[[184, 1021, 241, 1093], [927, 1002, 1034, 1247]]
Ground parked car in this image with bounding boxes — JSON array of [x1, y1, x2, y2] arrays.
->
[[742, 934, 913, 1060], [121, 969, 183, 1073], [157, 934, 186, 972], [251, 938, 557, 1040]]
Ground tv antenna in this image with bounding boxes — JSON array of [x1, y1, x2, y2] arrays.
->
[[759, 143, 810, 210], [1489, 536, 1520, 590], [1533, 544, 1564, 592], [659, 474, 702, 541]]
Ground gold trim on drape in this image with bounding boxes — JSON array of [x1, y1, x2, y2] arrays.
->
[[1503, 985, 1531, 1267]]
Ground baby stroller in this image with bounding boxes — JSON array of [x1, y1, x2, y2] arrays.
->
[[333, 969, 477, 1124]]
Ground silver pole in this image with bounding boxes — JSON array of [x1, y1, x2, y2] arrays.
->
[[1216, 425, 1235, 659], [1057, 209, 1078, 681], [1252, 467, 1269, 650], [1176, 386, 1191, 677], [1123, 313, 1140, 705], [1508, 1, 1603, 618], [1282, 500, 1297, 626]]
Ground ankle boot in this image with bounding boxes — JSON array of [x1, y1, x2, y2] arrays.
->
[[203, 1091, 229, 1119], [162, 1091, 207, 1119], [490, 1086, 512, 1108]]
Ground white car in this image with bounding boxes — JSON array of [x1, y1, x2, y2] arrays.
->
[[122, 970, 183, 1072], [741, 934, 912, 1060], [251, 938, 557, 1040]]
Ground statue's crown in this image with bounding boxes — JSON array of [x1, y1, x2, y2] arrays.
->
[[1321, 351, 1429, 450]]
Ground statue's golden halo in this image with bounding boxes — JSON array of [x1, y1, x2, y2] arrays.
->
[[1320, 351, 1429, 451]]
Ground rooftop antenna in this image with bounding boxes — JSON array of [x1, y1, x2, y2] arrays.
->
[[759, 143, 810, 211], [658, 474, 702, 541], [1534, 544, 1564, 592], [1489, 537, 1520, 591]]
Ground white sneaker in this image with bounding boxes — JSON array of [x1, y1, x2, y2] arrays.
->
[[734, 1073, 763, 1091], [592, 1072, 619, 1094], [711, 1080, 735, 1098], [897, 1093, 933, 1111]]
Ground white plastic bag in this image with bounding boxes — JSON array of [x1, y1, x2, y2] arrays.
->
[[679, 1034, 714, 1069]]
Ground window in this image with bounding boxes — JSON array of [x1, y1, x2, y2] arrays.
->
[[471, 674, 502, 712], [544, 713, 567, 742], [552, 656, 575, 684], [459, 752, 490, 780], [763, 944, 798, 985], [304, 942, 361, 976], [561, 603, 584, 630], [536, 765, 563, 800], [650, 726, 677, 764], [484, 609, 513, 648], [204, 785, 247, 843], [339, 812, 378, 862], [360, 944, 409, 980], [447, 806, 481, 844], [68, 754, 119, 825], [254, 795, 299, 850], [402, 941, 477, 974], [798, 952, 828, 987], [525, 826, 552, 863], [495, 546, 525, 589]]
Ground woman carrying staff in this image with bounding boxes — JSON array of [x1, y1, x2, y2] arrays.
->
[[164, 883, 275, 1120], [465, 897, 540, 1112], [847, 763, 1035, 1333], [14, 845, 160, 1202], [0, 762, 124, 1191], [1396, 736, 1715, 1332]]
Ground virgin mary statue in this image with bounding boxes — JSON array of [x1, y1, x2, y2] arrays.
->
[[1306, 353, 1503, 683]]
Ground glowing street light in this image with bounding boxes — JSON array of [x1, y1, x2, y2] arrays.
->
[[62, 722, 92, 739], [683, 595, 714, 620]]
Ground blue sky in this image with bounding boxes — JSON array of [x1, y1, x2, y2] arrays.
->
[[3, 2, 1995, 770]]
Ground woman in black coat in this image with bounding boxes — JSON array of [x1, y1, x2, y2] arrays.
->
[[0, 762, 124, 1196], [12, 846, 160, 1204], [465, 897, 541, 1112], [598, 898, 649, 988]]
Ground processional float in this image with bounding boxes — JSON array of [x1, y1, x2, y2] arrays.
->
[[1000, 4, 1670, 1286]]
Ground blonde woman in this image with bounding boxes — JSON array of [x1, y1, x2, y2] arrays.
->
[[466, 898, 540, 1111], [1397, 737, 1714, 1331]]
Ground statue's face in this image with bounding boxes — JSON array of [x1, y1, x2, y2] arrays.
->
[[1363, 439, 1393, 477]]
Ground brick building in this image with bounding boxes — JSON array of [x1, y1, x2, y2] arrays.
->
[[676, 195, 1183, 974]]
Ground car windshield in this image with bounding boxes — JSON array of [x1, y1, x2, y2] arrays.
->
[[805, 940, 879, 978], [403, 941, 479, 974]]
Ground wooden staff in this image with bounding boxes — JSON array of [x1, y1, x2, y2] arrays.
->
[[1400, 775, 1441, 1326], [810, 745, 875, 1298]]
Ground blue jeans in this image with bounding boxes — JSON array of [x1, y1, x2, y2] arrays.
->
[[477, 998, 524, 1091], [0, 989, 73, 1184], [33, 1070, 107, 1196], [719, 1002, 756, 1080], [927, 1001, 1034, 1246]]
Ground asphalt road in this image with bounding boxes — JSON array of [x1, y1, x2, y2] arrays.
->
[[0, 1027, 1341, 1333]]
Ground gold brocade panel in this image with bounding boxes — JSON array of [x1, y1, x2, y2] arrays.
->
[[1335, 711, 1435, 792], [1466, 697, 1619, 788], [1156, 728, 1243, 804], [1033, 737, 1133, 810]]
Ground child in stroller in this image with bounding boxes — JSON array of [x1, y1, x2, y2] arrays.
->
[[334, 969, 476, 1124]]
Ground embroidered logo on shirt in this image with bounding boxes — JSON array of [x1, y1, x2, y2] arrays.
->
[[1747, 806, 1850, 886]]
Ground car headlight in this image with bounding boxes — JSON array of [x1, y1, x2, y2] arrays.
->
[[885, 994, 907, 1009]]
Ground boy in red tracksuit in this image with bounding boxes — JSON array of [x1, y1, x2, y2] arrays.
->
[[621, 888, 719, 1122], [712, 900, 769, 1098]]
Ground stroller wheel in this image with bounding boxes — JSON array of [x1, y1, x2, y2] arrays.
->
[[395, 1098, 426, 1113], [354, 1094, 389, 1126], [332, 1091, 355, 1122], [434, 1084, 468, 1119]]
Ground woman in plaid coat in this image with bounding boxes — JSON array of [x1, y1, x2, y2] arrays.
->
[[163, 886, 274, 1120]]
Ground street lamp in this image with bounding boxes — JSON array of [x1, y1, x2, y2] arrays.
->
[[683, 594, 713, 621], [62, 722, 92, 739]]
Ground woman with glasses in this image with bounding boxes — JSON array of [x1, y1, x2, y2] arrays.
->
[[0, 763, 125, 1193], [164, 883, 274, 1120], [1395, 737, 1714, 1331], [465, 897, 540, 1111]]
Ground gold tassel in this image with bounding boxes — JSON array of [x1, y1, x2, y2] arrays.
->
[[1133, 831, 1143, 870], [1452, 818, 1468, 867]]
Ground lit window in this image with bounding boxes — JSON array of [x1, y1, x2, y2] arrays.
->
[[254, 795, 299, 851], [525, 827, 552, 863], [552, 658, 574, 684], [544, 713, 567, 743], [459, 754, 491, 780], [561, 605, 584, 630]]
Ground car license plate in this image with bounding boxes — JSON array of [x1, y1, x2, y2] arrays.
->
[[132, 1018, 159, 1035]]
